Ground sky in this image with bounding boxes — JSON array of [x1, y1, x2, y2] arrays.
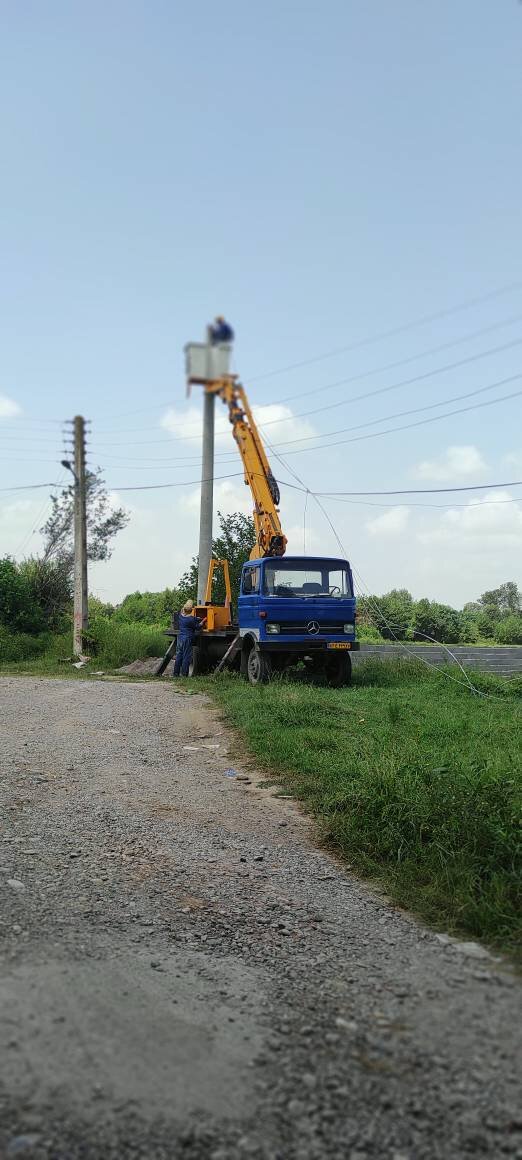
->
[[0, 0, 521, 608]]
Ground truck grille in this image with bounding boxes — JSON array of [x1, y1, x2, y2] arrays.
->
[[276, 621, 346, 636]]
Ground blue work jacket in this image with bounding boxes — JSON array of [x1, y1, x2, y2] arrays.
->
[[178, 613, 200, 642]]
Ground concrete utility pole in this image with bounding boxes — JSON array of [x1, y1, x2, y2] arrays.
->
[[73, 415, 88, 655], [197, 384, 215, 604]]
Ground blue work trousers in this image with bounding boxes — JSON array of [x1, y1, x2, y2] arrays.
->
[[173, 637, 193, 677]]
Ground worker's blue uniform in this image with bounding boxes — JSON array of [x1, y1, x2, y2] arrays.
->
[[210, 319, 234, 344], [173, 613, 200, 677]]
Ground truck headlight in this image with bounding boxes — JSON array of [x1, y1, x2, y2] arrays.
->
[[266, 623, 280, 634], [343, 623, 355, 634]]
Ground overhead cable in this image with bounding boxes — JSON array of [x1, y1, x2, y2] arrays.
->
[[247, 280, 522, 383]]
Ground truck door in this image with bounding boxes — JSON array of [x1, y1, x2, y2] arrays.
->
[[238, 565, 261, 634]]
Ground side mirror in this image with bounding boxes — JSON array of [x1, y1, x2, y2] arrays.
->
[[243, 574, 253, 594]]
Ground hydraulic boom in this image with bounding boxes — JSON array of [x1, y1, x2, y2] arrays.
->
[[205, 378, 287, 559]]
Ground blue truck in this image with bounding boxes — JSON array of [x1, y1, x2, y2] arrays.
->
[[237, 554, 358, 685], [160, 358, 359, 686]]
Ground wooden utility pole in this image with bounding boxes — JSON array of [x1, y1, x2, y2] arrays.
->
[[73, 415, 88, 656]]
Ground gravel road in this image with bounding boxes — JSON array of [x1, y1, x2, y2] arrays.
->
[[0, 676, 520, 1160]]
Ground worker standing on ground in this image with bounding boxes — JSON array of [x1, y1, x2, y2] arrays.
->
[[173, 600, 201, 678], [209, 316, 234, 344]]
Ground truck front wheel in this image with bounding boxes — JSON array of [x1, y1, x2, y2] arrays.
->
[[325, 652, 352, 687], [246, 644, 272, 686]]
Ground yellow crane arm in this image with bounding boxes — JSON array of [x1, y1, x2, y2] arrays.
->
[[207, 379, 287, 560]]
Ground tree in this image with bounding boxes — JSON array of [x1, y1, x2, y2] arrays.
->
[[18, 556, 73, 631], [113, 588, 181, 625], [0, 557, 44, 633], [495, 616, 522, 645], [177, 511, 257, 612], [369, 589, 414, 640], [478, 582, 521, 618], [413, 599, 462, 644], [41, 470, 129, 573]]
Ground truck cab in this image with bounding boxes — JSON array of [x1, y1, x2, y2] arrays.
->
[[238, 556, 359, 685]]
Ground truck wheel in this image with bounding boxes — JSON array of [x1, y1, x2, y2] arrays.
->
[[325, 653, 352, 688], [189, 645, 209, 677], [247, 645, 272, 686]]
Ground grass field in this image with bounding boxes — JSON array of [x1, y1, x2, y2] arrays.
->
[[209, 659, 522, 957]]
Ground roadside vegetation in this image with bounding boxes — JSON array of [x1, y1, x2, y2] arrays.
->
[[211, 659, 522, 959], [1, 507, 521, 956]]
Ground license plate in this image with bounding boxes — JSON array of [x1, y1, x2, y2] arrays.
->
[[327, 642, 351, 649]]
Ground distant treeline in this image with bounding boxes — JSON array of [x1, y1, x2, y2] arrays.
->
[[1, 552, 522, 652]]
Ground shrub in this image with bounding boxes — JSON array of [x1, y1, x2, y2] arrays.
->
[[413, 599, 463, 644], [113, 589, 179, 625], [0, 557, 44, 633], [86, 617, 167, 667], [18, 556, 72, 631], [0, 626, 52, 661], [496, 616, 522, 645]]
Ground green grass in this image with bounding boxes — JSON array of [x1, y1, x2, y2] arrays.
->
[[207, 659, 522, 957], [0, 618, 166, 673]]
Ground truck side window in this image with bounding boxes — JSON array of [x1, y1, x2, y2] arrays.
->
[[243, 568, 259, 594]]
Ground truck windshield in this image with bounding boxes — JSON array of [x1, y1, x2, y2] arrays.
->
[[263, 564, 352, 598]]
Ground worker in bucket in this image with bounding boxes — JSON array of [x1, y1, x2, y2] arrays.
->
[[210, 315, 234, 345], [173, 600, 201, 678]]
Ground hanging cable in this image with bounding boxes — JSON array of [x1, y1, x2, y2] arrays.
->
[[247, 280, 522, 383]]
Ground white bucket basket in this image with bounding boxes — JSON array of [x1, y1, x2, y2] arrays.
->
[[185, 342, 232, 389]]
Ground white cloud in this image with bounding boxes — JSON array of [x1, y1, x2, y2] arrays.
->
[[366, 506, 410, 537], [0, 395, 22, 420], [502, 451, 522, 471], [413, 445, 487, 481], [160, 401, 316, 450], [180, 478, 251, 515], [418, 491, 522, 550], [0, 497, 46, 557]]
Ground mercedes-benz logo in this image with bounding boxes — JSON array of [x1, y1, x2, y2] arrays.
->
[[307, 621, 320, 635]]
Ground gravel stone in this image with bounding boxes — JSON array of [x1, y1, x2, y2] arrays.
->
[[0, 676, 520, 1160]]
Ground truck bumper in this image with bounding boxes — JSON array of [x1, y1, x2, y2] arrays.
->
[[259, 640, 360, 652]]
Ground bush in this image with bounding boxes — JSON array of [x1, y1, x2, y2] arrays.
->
[[413, 598, 463, 644], [0, 557, 44, 633], [18, 556, 72, 631], [369, 589, 414, 640], [0, 626, 52, 661], [496, 616, 522, 645], [86, 617, 167, 667], [113, 589, 179, 625]]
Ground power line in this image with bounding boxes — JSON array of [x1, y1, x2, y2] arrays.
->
[[261, 371, 522, 450], [2, 472, 522, 501], [314, 479, 522, 497], [83, 333, 522, 452], [85, 280, 522, 423], [264, 384, 522, 458], [323, 494, 522, 510], [256, 335, 522, 428], [0, 482, 62, 492], [86, 367, 521, 469], [247, 280, 522, 383], [274, 313, 522, 405], [91, 313, 522, 435]]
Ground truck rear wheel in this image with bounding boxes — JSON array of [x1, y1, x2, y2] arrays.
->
[[188, 644, 210, 677], [325, 652, 352, 688], [246, 645, 272, 686]]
